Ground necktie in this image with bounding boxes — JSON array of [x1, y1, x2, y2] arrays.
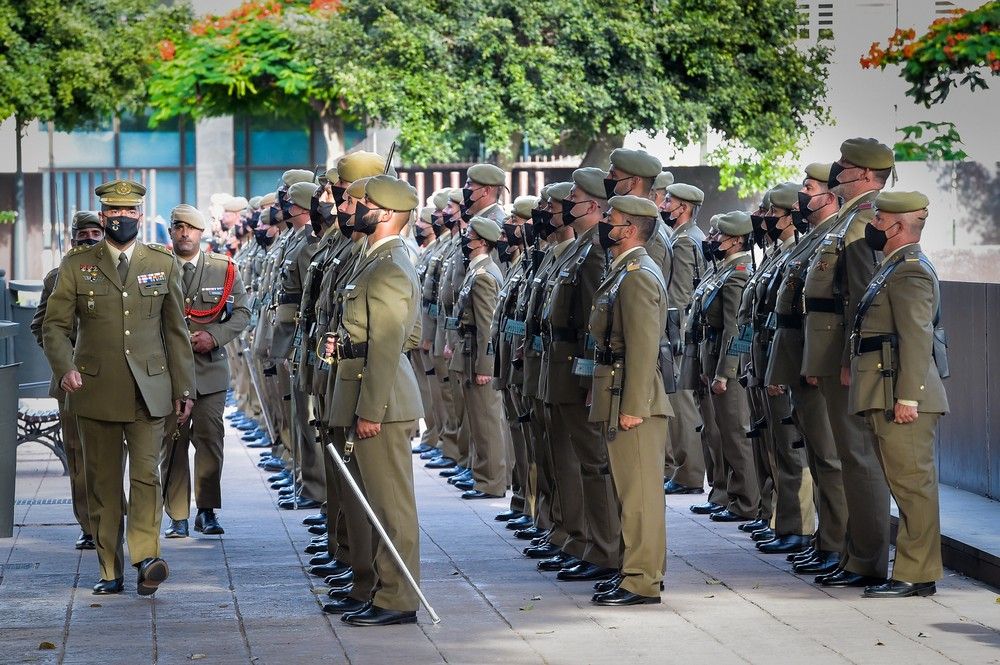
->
[[183, 262, 196, 292], [117, 254, 129, 284]]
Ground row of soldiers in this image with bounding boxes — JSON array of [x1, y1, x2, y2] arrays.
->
[[225, 135, 947, 615]]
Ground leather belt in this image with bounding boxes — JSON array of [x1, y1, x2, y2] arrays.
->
[[278, 292, 302, 305], [804, 297, 842, 314], [548, 326, 579, 343], [339, 341, 368, 359], [855, 334, 897, 354], [775, 314, 802, 329]]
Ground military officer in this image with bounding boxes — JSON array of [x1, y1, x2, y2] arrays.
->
[[160, 205, 250, 538], [697, 211, 759, 522], [326, 175, 423, 626], [42, 179, 195, 596], [604, 148, 672, 281], [660, 183, 708, 495], [31, 211, 105, 551], [410, 207, 446, 460], [455, 215, 509, 499], [849, 191, 948, 598], [649, 171, 674, 209], [588, 195, 672, 606], [803, 138, 894, 589]]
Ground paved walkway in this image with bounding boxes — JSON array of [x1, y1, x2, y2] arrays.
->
[[2, 416, 999, 665]]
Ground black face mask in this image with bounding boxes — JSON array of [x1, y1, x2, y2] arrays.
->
[[331, 185, 347, 208], [827, 162, 865, 191], [443, 211, 458, 230], [254, 228, 274, 248], [495, 240, 511, 263], [267, 205, 280, 225], [459, 204, 472, 224], [531, 209, 553, 240], [105, 216, 139, 245], [562, 199, 586, 226], [597, 220, 623, 251], [711, 239, 729, 262], [503, 223, 524, 247], [462, 187, 475, 209], [764, 215, 782, 242], [603, 177, 626, 200], [523, 222, 536, 246], [248, 210, 261, 230], [750, 214, 768, 248], [431, 220, 445, 238], [702, 239, 721, 262], [310, 194, 334, 235], [337, 211, 354, 238], [798, 191, 822, 221], [76, 237, 100, 247], [353, 203, 381, 236], [460, 235, 476, 265], [277, 190, 293, 218], [864, 221, 894, 252], [414, 228, 429, 246], [790, 210, 809, 234], [661, 202, 683, 228]]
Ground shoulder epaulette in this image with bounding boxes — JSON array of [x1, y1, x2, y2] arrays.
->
[[68, 244, 92, 255], [626, 259, 641, 272], [146, 243, 172, 255]]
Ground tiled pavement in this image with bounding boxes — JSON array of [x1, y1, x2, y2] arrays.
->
[[2, 419, 999, 665]]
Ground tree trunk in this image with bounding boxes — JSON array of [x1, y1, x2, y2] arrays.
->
[[495, 132, 524, 171], [580, 132, 625, 168], [318, 104, 345, 170], [13, 116, 27, 280]]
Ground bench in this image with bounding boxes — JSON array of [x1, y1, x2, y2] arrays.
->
[[16, 402, 68, 475]]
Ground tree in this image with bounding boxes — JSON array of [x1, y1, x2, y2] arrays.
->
[[861, 2, 999, 107], [147, 0, 350, 164], [0, 0, 188, 277], [304, 0, 830, 192]]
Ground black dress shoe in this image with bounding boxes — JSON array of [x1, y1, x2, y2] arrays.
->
[[820, 570, 884, 588], [341, 604, 417, 626], [304, 542, 328, 555], [246, 439, 272, 449], [419, 449, 441, 461], [268, 471, 290, 482], [495, 509, 523, 522], [738, 519, 768, 533], [794, 551, 841, 575], [440, 466, 465, 478], [506, 515, 532, 529], [863, 579, 936, 598], [311, 561, 351, 578], [75, 532, 96, 549], [462, 489, 502, 500], [664, 479, 704, 495], [302, 513, 326, 526], [308, 525, 328, 536], [327, 584, 353, 599], [814, 567, 844, 584], [277, 486, 294, 496], [538, 553, 579, 572], [448, 470, 473, 485], [322, 597, 369, 614], [164, 519, 189, 539], [594, 574, 624, 593], [524, 543, 560, 559], [789, 546, 816, 563], [136, 557, 169, 596], [93, 578, 124, 595], [324, 570, 355, 586], [710, 509, 754, 522], [557, 562, 617, 581], [279, 496, 322, 510], [411, 443, 434, 455], [591, 588, 660, 606], [757, 534, 811, 554], [309, 553, 334, 566], [425, 456, 457, 469], [263, 460, 285, 472], [195, 509, 224, 535], [690, 502, 725, 515], [454, 479, 476, 491], [515, 526, 540, 540], [751, 528, 776, 542]]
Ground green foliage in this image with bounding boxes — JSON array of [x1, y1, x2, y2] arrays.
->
[[0, 0, 191, 129], [861, 2, 1000, 107], [894, 121, 968, 162]]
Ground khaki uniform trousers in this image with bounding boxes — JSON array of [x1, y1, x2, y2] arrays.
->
[[353, 420, 420, 612], [711, 383, 760, 518], [78, 402, 166, 581], [747, 385, 775, 521], [529, 397, 560, 536], [667, 388, 706, 488], [543, 402, 585, 555], [160, 390, 226, 520], [462, 377, 509, 497], [790, 383, 847, 554], [818, 377, 890, 578], [552, 400, 621, 570], [448, 368, 471, 467], [607, 415, 668, 597], [432, 355, 461, 463], [328, 426, 378, 602], [504, 388, 529, 514], [763, 391, 815, 536], [290, 387, 324, 502], [411, 352, 441, 449], [60, 407, 92, 535], [697, 385, 728, 506], [867, 412, 942, 583]]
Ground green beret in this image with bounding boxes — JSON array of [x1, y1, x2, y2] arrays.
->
[[338, 151, 388, 182], [609, 148, 662, 178], [768, 182, 800, 210], [572, 167, 608, 199], [170, 204, 206, 230], [666, 183, 705, 205], [539, 185, 552, 202], [366, 175, 419, 212], [260, 192, 277, 207], [512, 195, 539, 219], [95, 179, 145, 206], [210, 192, 231, 206], [653, 171, 674, 190], [840, 138, 894, 169], [248, 196, 263, 210], [325, 167, 338, 183], [224, 196, 248, 212], [760, 190, 772, 209], [447, 188, 464, 204], [708, 214, 721, 231], [432, 190, 451, 210], [419, 207, 434, 223], [288, 181, 319, 209], [469, 216, 502, 242], [804, 162, 832, 183], [609, 195, 659, 219], [71, 211, 101, 231], [874, 191, 929, 214], [282, 169, 314, 187], [547, 182, 574, 202], [717, 211, 752, 237], [347, 177, 372, 200], [259, 207, 272, 226], [467, 163, 506, 186]]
